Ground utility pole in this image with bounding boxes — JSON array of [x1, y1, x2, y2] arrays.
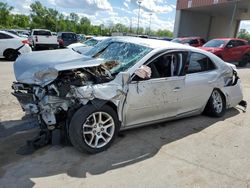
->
[[229, 0, 238, 37], [148, 13, 152, 36], [137, 0, 142, 35], [130, 18, 132, 33]]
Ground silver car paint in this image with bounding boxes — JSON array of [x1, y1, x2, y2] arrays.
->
[[13, 37, 244, 129]]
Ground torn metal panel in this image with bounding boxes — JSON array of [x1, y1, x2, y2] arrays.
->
[[70, 73, 130, 121], [221, 80, 243, 108]]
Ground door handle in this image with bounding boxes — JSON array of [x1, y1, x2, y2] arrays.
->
[[173, 87, 181, 92]]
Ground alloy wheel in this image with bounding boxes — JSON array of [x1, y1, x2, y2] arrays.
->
[[212, 90, 223, 114], [82, 111, 115, 148]]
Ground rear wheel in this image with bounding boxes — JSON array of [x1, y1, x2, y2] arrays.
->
[[4, 49, 19, 61], [239, 54, 249, 67], [69, 104, 120, 154], [204, 89, 226, 117]]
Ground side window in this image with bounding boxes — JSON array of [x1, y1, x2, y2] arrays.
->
[[200, 39, 206, 45], [0, 33, 5, 39], [235, 40, 246, 47], [0, 33, 13, 39], [189, 39, 199, 45], [227, 40, 237, 48], [133, 52, 185, 80], [187, 53, 216, 74]]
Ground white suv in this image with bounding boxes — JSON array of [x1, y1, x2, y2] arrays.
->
[[0, 31, 32, 61]]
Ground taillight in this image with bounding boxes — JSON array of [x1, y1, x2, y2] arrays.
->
[[22, 40, 29, 44], [58, 39, 64, 45], [35, 36, 38, 42]]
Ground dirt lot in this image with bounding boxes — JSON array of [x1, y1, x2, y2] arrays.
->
[[0, 60, 250, 188]]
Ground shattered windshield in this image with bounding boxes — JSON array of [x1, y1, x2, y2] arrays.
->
[[85, 39, 152, 74]]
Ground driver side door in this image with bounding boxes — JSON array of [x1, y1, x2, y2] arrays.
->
[[123, 51, 188, 127]]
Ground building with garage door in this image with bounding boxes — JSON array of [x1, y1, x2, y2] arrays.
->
[[174, 0, 250, 39]]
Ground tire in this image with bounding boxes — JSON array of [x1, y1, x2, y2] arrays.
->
[[69, 104, 120, 154], [4, 49, 19, 61], [204, 89, 226, 117], [238, 54, 249, 67]]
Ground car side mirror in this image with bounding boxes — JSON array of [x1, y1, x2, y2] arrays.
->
[[226, 44, 234, 48]]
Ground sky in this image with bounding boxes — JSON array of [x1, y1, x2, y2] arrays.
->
[[3, 0, 177, 31], [3, 0, 250, 32]]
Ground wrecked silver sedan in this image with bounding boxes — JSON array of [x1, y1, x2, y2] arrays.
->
[[12, 37, 246, 153]]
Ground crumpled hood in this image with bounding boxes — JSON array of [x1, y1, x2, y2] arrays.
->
[[14, 49, 103, 86]]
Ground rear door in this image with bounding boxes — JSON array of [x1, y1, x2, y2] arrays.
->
[[234, 40, 247, 61], [223, 40, 241, 61], [179, 52, 218, 114], [123, 51, 187, 127]]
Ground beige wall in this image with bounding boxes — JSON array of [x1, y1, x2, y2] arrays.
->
[[209, 16, 239, 39], [174, 10, 211, 39], [174, 10, 240, 40]]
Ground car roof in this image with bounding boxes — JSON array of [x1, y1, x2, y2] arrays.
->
[[212, 38, 247, 42], [92, 36, 109, 41], [109, 36, 195, 50], [176, 37, 203, 40], [60, 32, 76, 34], [32, 29, 51, 31]]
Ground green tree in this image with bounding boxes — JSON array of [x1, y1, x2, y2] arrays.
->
[[237, 29, 250, 41], [0, 2, 13, 27], [12, 14, 30, 28]]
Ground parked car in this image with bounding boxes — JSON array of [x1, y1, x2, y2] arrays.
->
[[200, 38, 250, 67], [12, 37, 245, 154], [28, 29, 58, 50], [0, 31, 31, 60], [67, 42, 92, 54], [57, 32, 78, 48], [76, 34, 85, 42], [172, 37, 206, 47], [3, 29, 19, 36], [83, 36, 109, 47]]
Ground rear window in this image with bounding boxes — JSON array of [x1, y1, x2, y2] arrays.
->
[[187, 53, 216, 74], [0, 33, 13, 39], [33, 30, 51, 36], [62, 33, 77, 39]]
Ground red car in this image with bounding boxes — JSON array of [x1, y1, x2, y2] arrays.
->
[[171, 37, 206, 47], [200, 38, 250, 67]]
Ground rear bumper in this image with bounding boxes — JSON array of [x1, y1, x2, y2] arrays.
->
[[18, 44, 32, 54], [221, 80, 244, 108], [34, 43, 59, 49]]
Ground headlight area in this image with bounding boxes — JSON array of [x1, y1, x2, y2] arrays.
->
[[12, 82, 39, 114], [12, 82, 74, 130]]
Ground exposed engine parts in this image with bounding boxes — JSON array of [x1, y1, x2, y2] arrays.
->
[[12, 62, 121, 129]]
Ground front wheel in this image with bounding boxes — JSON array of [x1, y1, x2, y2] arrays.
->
[[204, 89, 226, 117], [69, 104, 120, 154]]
